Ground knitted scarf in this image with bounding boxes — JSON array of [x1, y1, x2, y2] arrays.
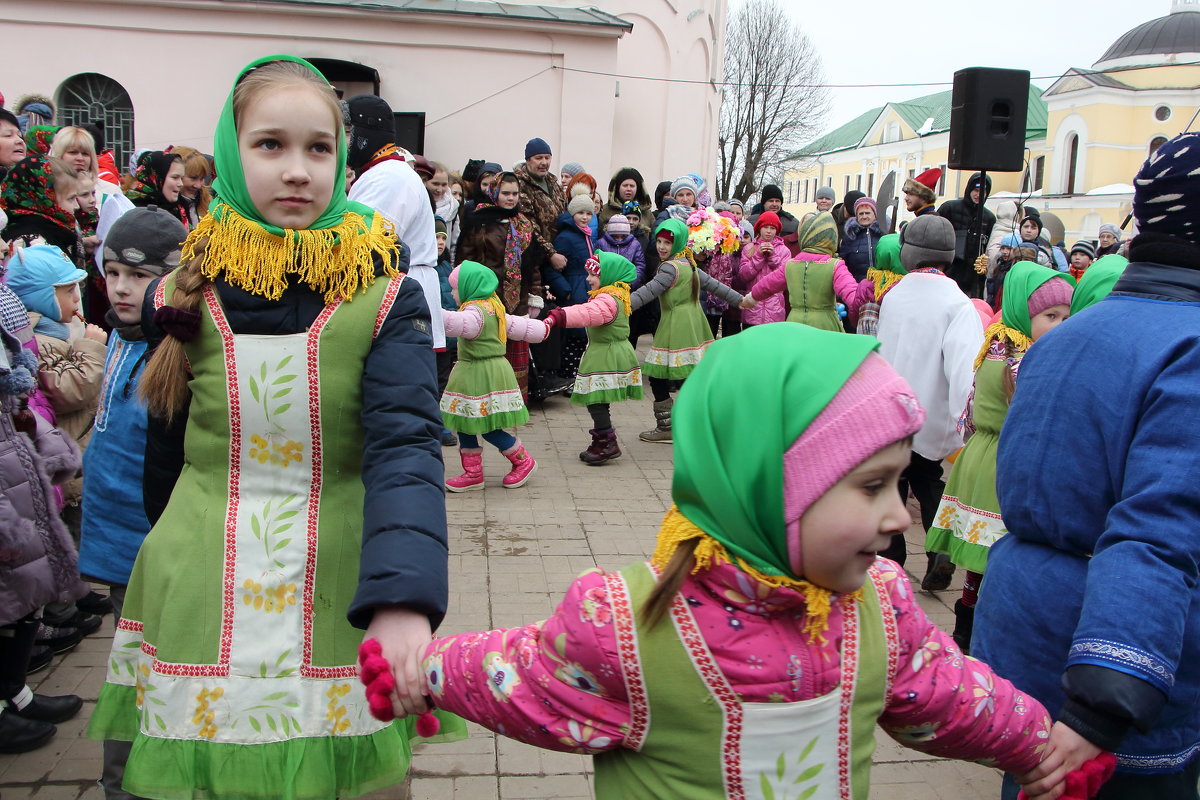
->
[[0, 155, 76, 234], [661, 324, 877, 641], [186, 55, 399, 304], [867, 233, 905, 302], [455, 260, 507, 344], [588, 251, 634, 315], [974, 260, 1065, 370]]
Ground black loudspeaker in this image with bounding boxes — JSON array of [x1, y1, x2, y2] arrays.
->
[[948, 67, 1030, 173]]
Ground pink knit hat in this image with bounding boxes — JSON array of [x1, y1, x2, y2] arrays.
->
[[1028, 276, 1074, 317], [606, 214, 631, 236], [782, 353, 925, 574], [853, 196, 877, 214]]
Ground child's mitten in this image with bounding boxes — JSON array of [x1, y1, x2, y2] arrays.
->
[[1017, 752, 1117, 800], [357, 638, 442, 736]]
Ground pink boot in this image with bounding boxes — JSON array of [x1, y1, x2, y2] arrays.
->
[[500, 440, 537, 488], [446, 448, 485, 492]]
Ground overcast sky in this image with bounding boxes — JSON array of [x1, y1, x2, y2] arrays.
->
[[749, 0, 1169, 138]]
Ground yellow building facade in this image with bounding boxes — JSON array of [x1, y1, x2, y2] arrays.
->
[[782, 1, 1200, 243]]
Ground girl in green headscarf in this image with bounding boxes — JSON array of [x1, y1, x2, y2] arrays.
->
[[630, 217, 744, 443], [441, 260, 550, 491], [926, 261, 1074, 654], [88, 56, 465, 799], [540, 251, 643, 464], [740, 211, 861, 332], [413, 324, 1057, 800]]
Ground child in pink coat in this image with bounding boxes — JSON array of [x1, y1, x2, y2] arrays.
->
[[386, 325, 1074, 799], [737, 211, 789, 326]]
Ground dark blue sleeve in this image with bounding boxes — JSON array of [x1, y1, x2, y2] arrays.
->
[[348, 277, 449, 631]]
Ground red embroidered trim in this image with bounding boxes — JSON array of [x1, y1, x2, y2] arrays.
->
[[117, 618, 143, 633], [836, 596, 859, 798], [300, 301, 341, 678], [142, 641, 227, 677], [373, 276, 404, 339], [870, 565, 900, 705], [154, 277, 168, 309], [670, 591, 744, 798], [605, 570, 648, 751], [206, 287, 239, 675]]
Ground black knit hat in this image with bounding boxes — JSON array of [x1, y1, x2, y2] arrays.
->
[[761, 184, 784, 202], [102, 206, 188, 276], [346, 95, 395, 170], [1070, 240, 1096, 259]]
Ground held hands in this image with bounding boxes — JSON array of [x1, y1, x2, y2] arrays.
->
[[357, 638, 441, 737], [1017, 722, 1110, 800], [544, 307, 568, 329], [361, 606, 432, 718], [739, 295, 758, 310]]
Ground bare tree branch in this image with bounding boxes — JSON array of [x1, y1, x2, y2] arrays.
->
[[717, 0, 830, 202]]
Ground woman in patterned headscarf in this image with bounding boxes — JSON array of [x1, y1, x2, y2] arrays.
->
[[125, 150, 189, 229]]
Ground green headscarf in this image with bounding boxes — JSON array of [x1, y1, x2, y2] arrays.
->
[[455, 260, 499, 303], [1070, 254, 1129, 315], [797, 211, 838, 256], [182, 54, 399, 303], [1000, 261, 1075, 338], [655, 218, 688, 258], [211, 54, 364, 235], [875, 234, 904, 274], [596, 251, 636, 287], [671, 325, 878, 580]]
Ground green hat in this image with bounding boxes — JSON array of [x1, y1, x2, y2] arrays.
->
[[1070, 255, 1128, 315], [1000, 261, 1075, 338], [595, 251, 636, 287], [454, 260, 498, 303]]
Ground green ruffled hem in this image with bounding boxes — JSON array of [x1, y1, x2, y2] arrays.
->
[[925, 525, 990, 574], [570, 386, 644, 406], [641, 363, 695, 379], [444, 409, 528, 434], [88, 683, 467, 800]]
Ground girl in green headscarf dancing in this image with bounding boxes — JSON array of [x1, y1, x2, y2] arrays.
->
[[926, 261, 1074, 655], [87, 56, 464, 799], [404, 324, 1061, 799]]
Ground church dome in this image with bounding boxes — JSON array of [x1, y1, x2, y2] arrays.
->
[[1094, 2, 1200, 69]]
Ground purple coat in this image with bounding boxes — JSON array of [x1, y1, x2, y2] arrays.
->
[[595, 232, 647, 285], [0, 334, 86, 626]]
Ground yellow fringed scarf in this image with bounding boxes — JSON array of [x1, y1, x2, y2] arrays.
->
[[185, 205, 400, 305], [650, 505, 859, 644], [588, 281, 632, 316], [974, 321, 1031, 370], [867, 268, 903, 303], [461, 296, 508, 344]]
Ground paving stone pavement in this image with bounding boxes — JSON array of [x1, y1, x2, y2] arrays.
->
[[0, 388, 1001, 800]]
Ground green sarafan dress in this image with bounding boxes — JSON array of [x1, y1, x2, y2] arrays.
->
[[642, 256, 713, 380], [440, 305, 529, 434], [925, 340, 1017, 574], [571, 297, 644, 405], [88, 273, 464, 800]]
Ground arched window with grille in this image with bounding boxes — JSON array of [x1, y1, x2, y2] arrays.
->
[[56, 73, 135, 173]]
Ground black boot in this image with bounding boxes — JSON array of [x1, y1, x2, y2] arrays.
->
[[10, 693, 83, 724], [0, 708, 55, 754], [579, 428, 621, 465], [952, 600, 975, 655], [921, 552, 955, 591]]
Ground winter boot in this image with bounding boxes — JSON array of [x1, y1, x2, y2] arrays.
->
[[579, 428, 621, 465], [951, 600, 975, 655], [639, 399, 673, 443], [445, 448, 485, 492], [8, 691, 83, 724], [500, 440, 537, 488], [0, 707, 55, 754], [920, 552, 955, 591]]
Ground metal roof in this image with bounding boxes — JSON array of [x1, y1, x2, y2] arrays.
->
[[213, 0, 632, 30], [1097, 10, 1200, 64]]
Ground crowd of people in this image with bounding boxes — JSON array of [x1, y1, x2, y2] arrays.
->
[[0, 56, 1196, 800]]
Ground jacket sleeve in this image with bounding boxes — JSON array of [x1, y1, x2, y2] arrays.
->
[[875, 560, 1052, 774], [562, 293, 618, 328], [631, 263, 678, 311], [31, 411, 81, 484], [631, 241, 647, 282], [37, 337, 106, 417], [505, 316, 551, 344], [750, 264, 788, 301], [832, 260, 859, 306], [421, 569, 630, 753], [738, 246, 766, 284], [442, 305, 484, 340], [941, 302, 985, 456], [143, 405, 187, 525], [348, 277, 449, 631], [697, 268, 742, 306]]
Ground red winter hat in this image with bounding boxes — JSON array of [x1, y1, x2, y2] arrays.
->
[[755, 211, 781, 234]]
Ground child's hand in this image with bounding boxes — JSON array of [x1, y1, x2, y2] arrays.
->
[[1017, 722, 1104, 799], [740, 295, 758, 310], [84, 324, 108, 344], [363, 606, 432, 718]]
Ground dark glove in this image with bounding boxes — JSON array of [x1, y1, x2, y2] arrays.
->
[[545, 308, 568, 329]]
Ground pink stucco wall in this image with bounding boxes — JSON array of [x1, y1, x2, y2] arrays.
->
[[3, 0, 724, 189]]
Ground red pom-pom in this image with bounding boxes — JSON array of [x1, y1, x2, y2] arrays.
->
[[415, 711, 440, 738]]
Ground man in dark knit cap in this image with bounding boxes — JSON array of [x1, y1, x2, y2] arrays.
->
[[749, 184, 801, 256]]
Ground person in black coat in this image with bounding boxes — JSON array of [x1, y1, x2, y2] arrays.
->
[[938, 172, 995, 298]]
